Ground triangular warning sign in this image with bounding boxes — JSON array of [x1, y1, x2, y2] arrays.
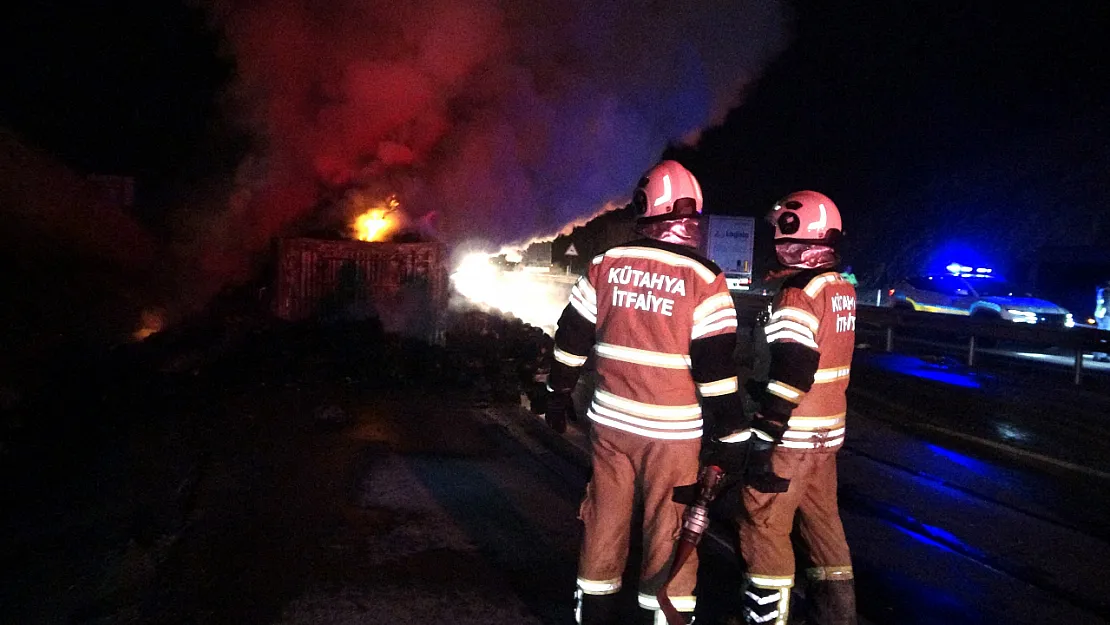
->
[[564, 243, 579, 257]]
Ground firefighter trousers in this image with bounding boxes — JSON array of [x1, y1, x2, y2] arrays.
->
[[738, 448, 855, 625], [576, 423, 701, 617]]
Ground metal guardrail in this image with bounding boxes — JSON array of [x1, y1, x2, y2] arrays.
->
[[731, 292, 1110, 385]]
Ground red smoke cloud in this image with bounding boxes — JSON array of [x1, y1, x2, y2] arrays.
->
[[194, 0, 790, 294]]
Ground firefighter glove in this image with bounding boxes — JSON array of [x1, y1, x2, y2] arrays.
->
[[545, 391, 573, 434], [744, 378, 769, 405], [745, 439, 791, 494], [702, 439, 750, 475]]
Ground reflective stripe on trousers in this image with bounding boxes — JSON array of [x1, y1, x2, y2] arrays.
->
[[744, 582, 791, 625], [739, 450, 852, 624], [577, 423, 701, 607]]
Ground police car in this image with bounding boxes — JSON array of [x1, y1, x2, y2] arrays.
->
[[887, 264, 1074, 327]]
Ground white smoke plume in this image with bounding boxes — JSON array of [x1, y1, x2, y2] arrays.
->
[[196, 0, 791, 291]]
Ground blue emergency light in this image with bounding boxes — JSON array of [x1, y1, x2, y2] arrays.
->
[[946, 263, 994, 278]]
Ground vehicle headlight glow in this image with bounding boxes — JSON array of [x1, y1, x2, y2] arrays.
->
[[1006, 309, 1038, 323], [1065, 313, 1075, 328]]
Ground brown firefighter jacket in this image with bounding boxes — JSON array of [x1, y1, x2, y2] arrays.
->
[[753, 270, 856, 449], [548, 238, 745, 440]]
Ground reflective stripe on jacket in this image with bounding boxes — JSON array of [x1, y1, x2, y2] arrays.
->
[[550, 239, 739, 440], [765, 271, 856, 450]]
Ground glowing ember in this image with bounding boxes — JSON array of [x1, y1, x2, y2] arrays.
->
[[132, 308, 166, 341], [352, 194, 401, 242], [451, 252, 576, 335]]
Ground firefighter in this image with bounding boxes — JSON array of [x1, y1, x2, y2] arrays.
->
[[1095, 281, 1110, 362], [739, 190, 857, 625], [546, 160, 750, 625]]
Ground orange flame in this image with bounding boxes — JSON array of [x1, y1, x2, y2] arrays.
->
[[351, 194, 401, 242], [132, 308, 166, 341]]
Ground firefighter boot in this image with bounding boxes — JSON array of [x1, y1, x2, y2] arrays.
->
[[805, 579, 857, 625], [576, 589, 620, 625], [638, 607, 695, 624], [744, 584, 791, 625]]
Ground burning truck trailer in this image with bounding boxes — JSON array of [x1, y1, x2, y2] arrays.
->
[[271, 236, 448, 341], [266, 192, 453, 341], [267, 195, 558, 404]]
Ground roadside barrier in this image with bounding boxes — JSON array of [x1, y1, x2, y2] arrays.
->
[[731, 293, 1110, 385]]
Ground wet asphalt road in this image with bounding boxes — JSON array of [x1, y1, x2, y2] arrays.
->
[[839, 350, 1110, 625], [179, 390, 588, 625], [6, 357, 1108, 624], [136, 383, 1110, 625], [850, 349, 1110, 480], [121, 384, 757, 625], [544, 402, 1110, 625]]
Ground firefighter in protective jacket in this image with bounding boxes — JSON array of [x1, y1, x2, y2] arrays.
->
[[547, 160, 749, 625], [1095, 282, 1109, 362], [739, 191, 857, 625]]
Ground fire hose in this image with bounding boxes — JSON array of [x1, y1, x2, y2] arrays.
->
[[656, 464, 727, 625]]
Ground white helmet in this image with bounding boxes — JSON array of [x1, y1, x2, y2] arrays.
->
[[633, 160, 703, 224], [768, 190, 842, 246]]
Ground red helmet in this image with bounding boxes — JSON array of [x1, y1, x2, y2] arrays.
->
[[768, 190, 842, 245], [633, 160, 703, 224]]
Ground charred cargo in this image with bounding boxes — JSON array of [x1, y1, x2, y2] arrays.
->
[[273, 238, 446, 337]]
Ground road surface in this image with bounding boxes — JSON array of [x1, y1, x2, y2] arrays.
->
[[4, 316, 1108, 624]]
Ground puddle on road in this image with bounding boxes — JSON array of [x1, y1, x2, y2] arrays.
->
[[346, 447, 476, 561], [275, 419, 558, 625]]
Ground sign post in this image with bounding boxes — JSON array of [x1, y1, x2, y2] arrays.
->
[[564, 243, 578, 274]]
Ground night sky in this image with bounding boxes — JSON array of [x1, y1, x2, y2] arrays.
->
[[667, 1, 1110, 285], [1, 1, 234, 201], [2, 0, 1110, 328]]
